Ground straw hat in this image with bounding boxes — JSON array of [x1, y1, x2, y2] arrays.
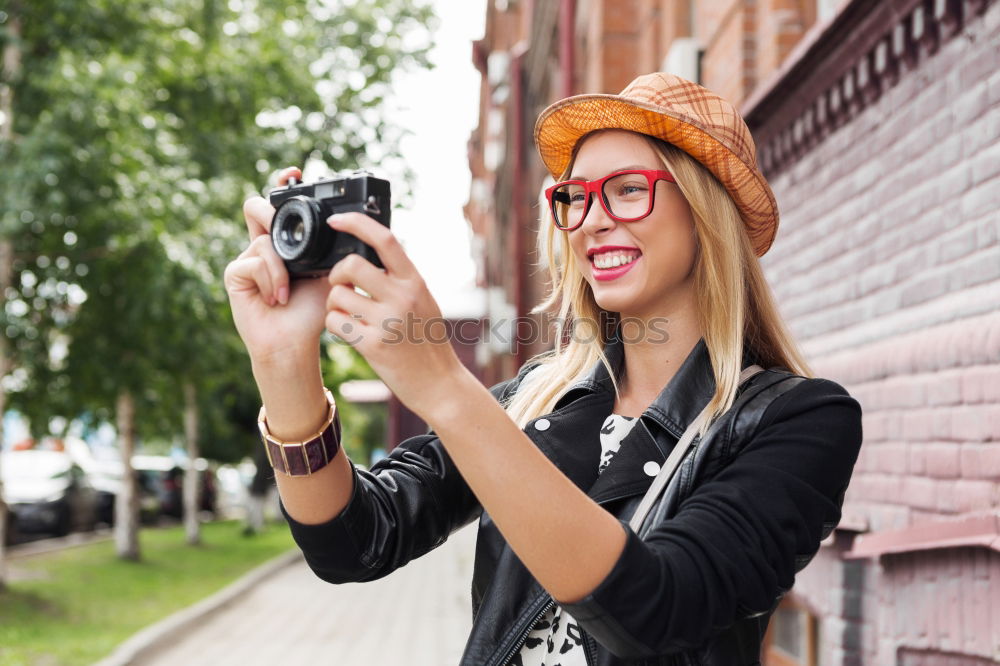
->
[[533, 72, 779, 257]]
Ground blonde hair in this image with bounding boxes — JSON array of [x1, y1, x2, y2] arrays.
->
[[504, 131, 813, 438]]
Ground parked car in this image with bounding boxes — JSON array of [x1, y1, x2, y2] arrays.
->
[[132, 455, 217, 520], [0, 450, 99, 537], [87, 459, 123, 526]]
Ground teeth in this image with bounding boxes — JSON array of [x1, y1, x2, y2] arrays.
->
[[593, 252, 640, 269]]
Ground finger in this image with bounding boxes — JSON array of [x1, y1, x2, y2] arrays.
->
[[327, 213, 417, 280], [277, 166, 302, 186], [243, 196, 276, 240], [326, 283, 378, 322], [247, 234, 290, 304], [327, 253, 390, 301], [225, 256, 276, 306]]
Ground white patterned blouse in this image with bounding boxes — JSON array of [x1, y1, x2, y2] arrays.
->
[[508, 412, 640, 666]]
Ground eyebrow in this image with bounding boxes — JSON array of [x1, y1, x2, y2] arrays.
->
[[569, 164, 652, 180]]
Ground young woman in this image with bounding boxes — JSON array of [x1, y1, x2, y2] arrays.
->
[[224, 72, 863, 666]]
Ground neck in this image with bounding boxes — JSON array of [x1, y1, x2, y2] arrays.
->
[[615, 298, 703, 416]]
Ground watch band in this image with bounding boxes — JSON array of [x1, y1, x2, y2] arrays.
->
[[258, 388, 341, 476]]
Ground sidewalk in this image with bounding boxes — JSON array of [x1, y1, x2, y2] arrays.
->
[[132, 522, 478, 666]]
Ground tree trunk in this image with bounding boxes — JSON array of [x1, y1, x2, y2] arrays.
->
[[114, 390, 141, 561], [245, 441, 271, 535], [183, 381, 201, 546], [0, 4, 24, 593], [0, 241, 12, 589]]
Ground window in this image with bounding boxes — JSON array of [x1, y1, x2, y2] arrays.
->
[[763, 597, 818, 666]]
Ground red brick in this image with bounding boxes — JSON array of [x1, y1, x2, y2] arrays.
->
[[902, 475, 938, 511], [875, 443, 908, 474], [926, 373, 963, 406], [953, 479, 997, 512], [971, 140, 1000, 185], [986, 367, 1000, 405], [961, 363, 1000, 405], [935, 480, 960, 514], [951, 405, 996, 442], [958, 443, 1000, 479], [883, 380, 927, 409], [855, 447, 878, 473], [964, 100, 1000, 153], [935, 161, 972, 200], [959, 38, 1000, 90], [863, 411, 888, 441], [988, 68, 1000, 107], [603, 0, 642, 34], [938, 224, 981, 264], [951, 248, 1000, 290], [960, 176, 1000, 220], [924, 443, 961, 478], [902, 410, 936, 442], [908, 444, 927, 475], [974, 212, 998, 249]]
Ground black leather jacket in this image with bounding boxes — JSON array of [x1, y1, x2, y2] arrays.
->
[[284, 336, 863, 665]]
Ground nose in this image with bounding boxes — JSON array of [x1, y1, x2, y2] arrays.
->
[[577, 195, 616, 235]]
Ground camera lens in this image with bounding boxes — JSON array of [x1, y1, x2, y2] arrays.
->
[[271, 196, 330, 263], [289, 220, 305, 243]]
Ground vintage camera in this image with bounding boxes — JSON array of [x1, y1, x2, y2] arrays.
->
[[268, 170, 391, 278]]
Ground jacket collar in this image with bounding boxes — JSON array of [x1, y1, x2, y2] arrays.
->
[[561, 330, 731, 440]]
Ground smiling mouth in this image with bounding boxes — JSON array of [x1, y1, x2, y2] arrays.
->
[[591, 250, 642, 269]]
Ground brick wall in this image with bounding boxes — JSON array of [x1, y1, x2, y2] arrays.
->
[[581, 0, 643, 93], [756, 0, 816, 83], [757, 1, 1000, 663], [659, 0, 692, 48], [878, 548, 1000, 663], [471, 1, 1000, 658], [699, 0, 757, 102], [763, 1, 1000, 529]]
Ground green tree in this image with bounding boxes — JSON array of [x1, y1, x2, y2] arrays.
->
[[0, 0, 436, 563]]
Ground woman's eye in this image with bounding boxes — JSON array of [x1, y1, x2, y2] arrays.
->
[[617, 183, 647, 197]]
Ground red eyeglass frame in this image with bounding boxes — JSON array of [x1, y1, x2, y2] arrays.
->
[[545, 169, 676, 231]]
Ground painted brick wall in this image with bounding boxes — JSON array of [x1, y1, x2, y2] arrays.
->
[[877, 548, 1000, 663], [762, 1, 1000, 529], [759, 2, 1000, 663], [793, 535, 865, 666]]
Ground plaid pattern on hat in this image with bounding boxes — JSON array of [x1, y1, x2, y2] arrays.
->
[[534, 73, 779, 257]]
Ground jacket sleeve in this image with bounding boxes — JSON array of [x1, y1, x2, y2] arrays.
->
[[559, 377, 864, 658], [280, 374, 522, 584]]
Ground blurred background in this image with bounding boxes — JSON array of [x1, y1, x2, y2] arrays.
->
[[1, 0, 998, 665]]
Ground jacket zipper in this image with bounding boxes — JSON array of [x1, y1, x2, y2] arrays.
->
[[582, 632, 598, 666], [493, 597, 554, 666]]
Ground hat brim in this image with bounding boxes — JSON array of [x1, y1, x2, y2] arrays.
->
[[534, 94, 778, 257]]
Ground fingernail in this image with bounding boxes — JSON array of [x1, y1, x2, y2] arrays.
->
[[328, 215, 342, 226], [277, 286, 289, 305]]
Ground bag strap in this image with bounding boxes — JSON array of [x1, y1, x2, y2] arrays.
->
[[628, 364, 766, 533]]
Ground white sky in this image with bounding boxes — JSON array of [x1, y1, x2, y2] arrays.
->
[[386, 0, 487, 318]]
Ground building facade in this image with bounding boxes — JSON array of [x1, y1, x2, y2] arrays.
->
[[466, 1, 1000, 664]]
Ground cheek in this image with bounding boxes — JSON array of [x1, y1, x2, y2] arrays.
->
[[568, 236, 588, 268]]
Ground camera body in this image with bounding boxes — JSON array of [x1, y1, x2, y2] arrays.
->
[[268, 170, 391, 278]]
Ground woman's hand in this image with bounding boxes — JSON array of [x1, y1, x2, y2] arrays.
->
[[224, 167, 330, 365], [323, 212, 466, 418]]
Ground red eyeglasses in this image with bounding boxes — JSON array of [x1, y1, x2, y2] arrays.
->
[[545, 169, 676, 231]]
